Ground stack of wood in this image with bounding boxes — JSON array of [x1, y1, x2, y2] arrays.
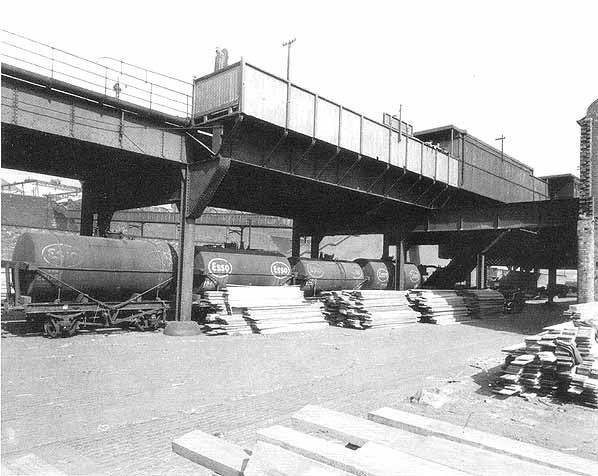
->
[[564, 301, 598, 321], [407, 289, 470, 325], [200, 290, 254, 336], [172, 404, 597, 476], [459, 289, 505, 318], [322, 290, 420, 330], [227, 285, 329, 335], [493, 321, 598, 406]]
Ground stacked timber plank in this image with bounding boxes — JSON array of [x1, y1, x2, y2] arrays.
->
[[407, 289, 471, 325], [459, 289, 505, 318], [200, 290, 254, 336], [172, 404, 596, 475], [493, 320, 598, 407], [322, 290, 420, 330], [227, 285, 328, 335], [202, 312, 254, 336]]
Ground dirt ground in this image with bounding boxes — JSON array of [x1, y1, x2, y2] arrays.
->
[[1, 300, 597, 475]]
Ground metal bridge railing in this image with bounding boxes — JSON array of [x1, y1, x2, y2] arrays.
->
[[1, 30, 192, 119]]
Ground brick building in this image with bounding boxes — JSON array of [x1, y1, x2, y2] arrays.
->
[[577, 98, 598, 301]]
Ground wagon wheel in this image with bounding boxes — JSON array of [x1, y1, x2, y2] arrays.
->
[[132, 315, 150, 332], [67, 319, 80, 337], [44, 317, 62, 338], [146, 313, 161, 331]]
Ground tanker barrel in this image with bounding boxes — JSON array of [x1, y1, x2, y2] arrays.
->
[[355, 258, 421, 290], [193, 247, 292, 291], [290, 258, 365, 295], [11, 232, 176, 303]]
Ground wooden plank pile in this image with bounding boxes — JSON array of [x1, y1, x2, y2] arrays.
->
[[407, 289, 471, 325], [227, 285, 329, 335], [493, 320, 598, 407], [200, 290, 254, 336], [322, 290, 420, 330], [172, 404, 596, 475], [564, 302, 598, 328], [459, 289, 505, 318]]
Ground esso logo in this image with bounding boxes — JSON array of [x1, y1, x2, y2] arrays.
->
[[207, 258, 233, 278], [377, 268, 389, 283], [409, 268, 420, 284], [271, 261, 291, 279], [42, 244, 82, 268], [306, 263, 324, 279], [147, 249, 173, 271], [352, 267, 364, 279]]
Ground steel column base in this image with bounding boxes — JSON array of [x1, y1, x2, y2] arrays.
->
[[163, 321, 202, 336]]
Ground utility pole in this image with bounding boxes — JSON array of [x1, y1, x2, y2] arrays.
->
[[391, 104, 403, 142], [282, 38, 296, 81], [495, 134, 506, 161]]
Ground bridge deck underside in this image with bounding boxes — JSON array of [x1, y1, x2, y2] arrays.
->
[[2, 123, 181, 210], [411, 226, 577, 269]]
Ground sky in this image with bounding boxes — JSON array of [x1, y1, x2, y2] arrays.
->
[[2, 0, 597, 185]]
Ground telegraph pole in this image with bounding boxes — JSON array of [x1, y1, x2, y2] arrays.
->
[[495, 134, 506, 161], [282, 38, 296, 81]]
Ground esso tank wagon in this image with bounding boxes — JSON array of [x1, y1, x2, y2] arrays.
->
[[3, 233, 292, 337], [3, 232, 421, 337]]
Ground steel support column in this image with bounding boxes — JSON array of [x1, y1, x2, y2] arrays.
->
[[170, 139, 231, 326], [80, 183, 94, 236], [547, 266, 557, 303], [80, 182, 115, 237], [476, 254, 486, 289], [311, 235, 323, 259], [291, 223, 301, 257], [382, 233, 391, 259], [174, 166, 196, 323], [396, 240, 406, 291]]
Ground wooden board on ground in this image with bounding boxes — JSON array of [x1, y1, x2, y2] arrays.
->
[[244, 441, 352, 476], [292, 404, 575, 476], [257, 425, 467, 476], [369, 407, 596, 476], [171, 430, 250, 476], [1, 453, 68, 476]]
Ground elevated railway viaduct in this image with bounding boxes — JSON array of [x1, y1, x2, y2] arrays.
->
[[1, 31, 580, 321]]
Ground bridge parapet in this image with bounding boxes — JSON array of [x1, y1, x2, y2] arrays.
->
[[193, 61, 548, 204], [1, 30, 192, 119], [194, 61, 460, 189]]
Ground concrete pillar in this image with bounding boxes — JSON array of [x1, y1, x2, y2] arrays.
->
[[548, 266, 557, 303]]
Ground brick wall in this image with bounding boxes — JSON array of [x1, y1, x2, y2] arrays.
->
[[577, 110, 596, 302], [589, 99, 598, 297], [1, 194, 57, 228]]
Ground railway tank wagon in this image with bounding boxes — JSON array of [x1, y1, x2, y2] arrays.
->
[[355, 259, 422, 290], [13, 232, 176, 301], [193, 247, 292, 290], [290, 258, 366, 296], [6, 232, 176, 337]]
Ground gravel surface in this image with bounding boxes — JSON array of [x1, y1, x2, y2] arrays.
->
[[2, 301, 596, 475]]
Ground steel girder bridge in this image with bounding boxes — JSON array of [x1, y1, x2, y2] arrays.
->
[[1, 30, 576, 320]]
